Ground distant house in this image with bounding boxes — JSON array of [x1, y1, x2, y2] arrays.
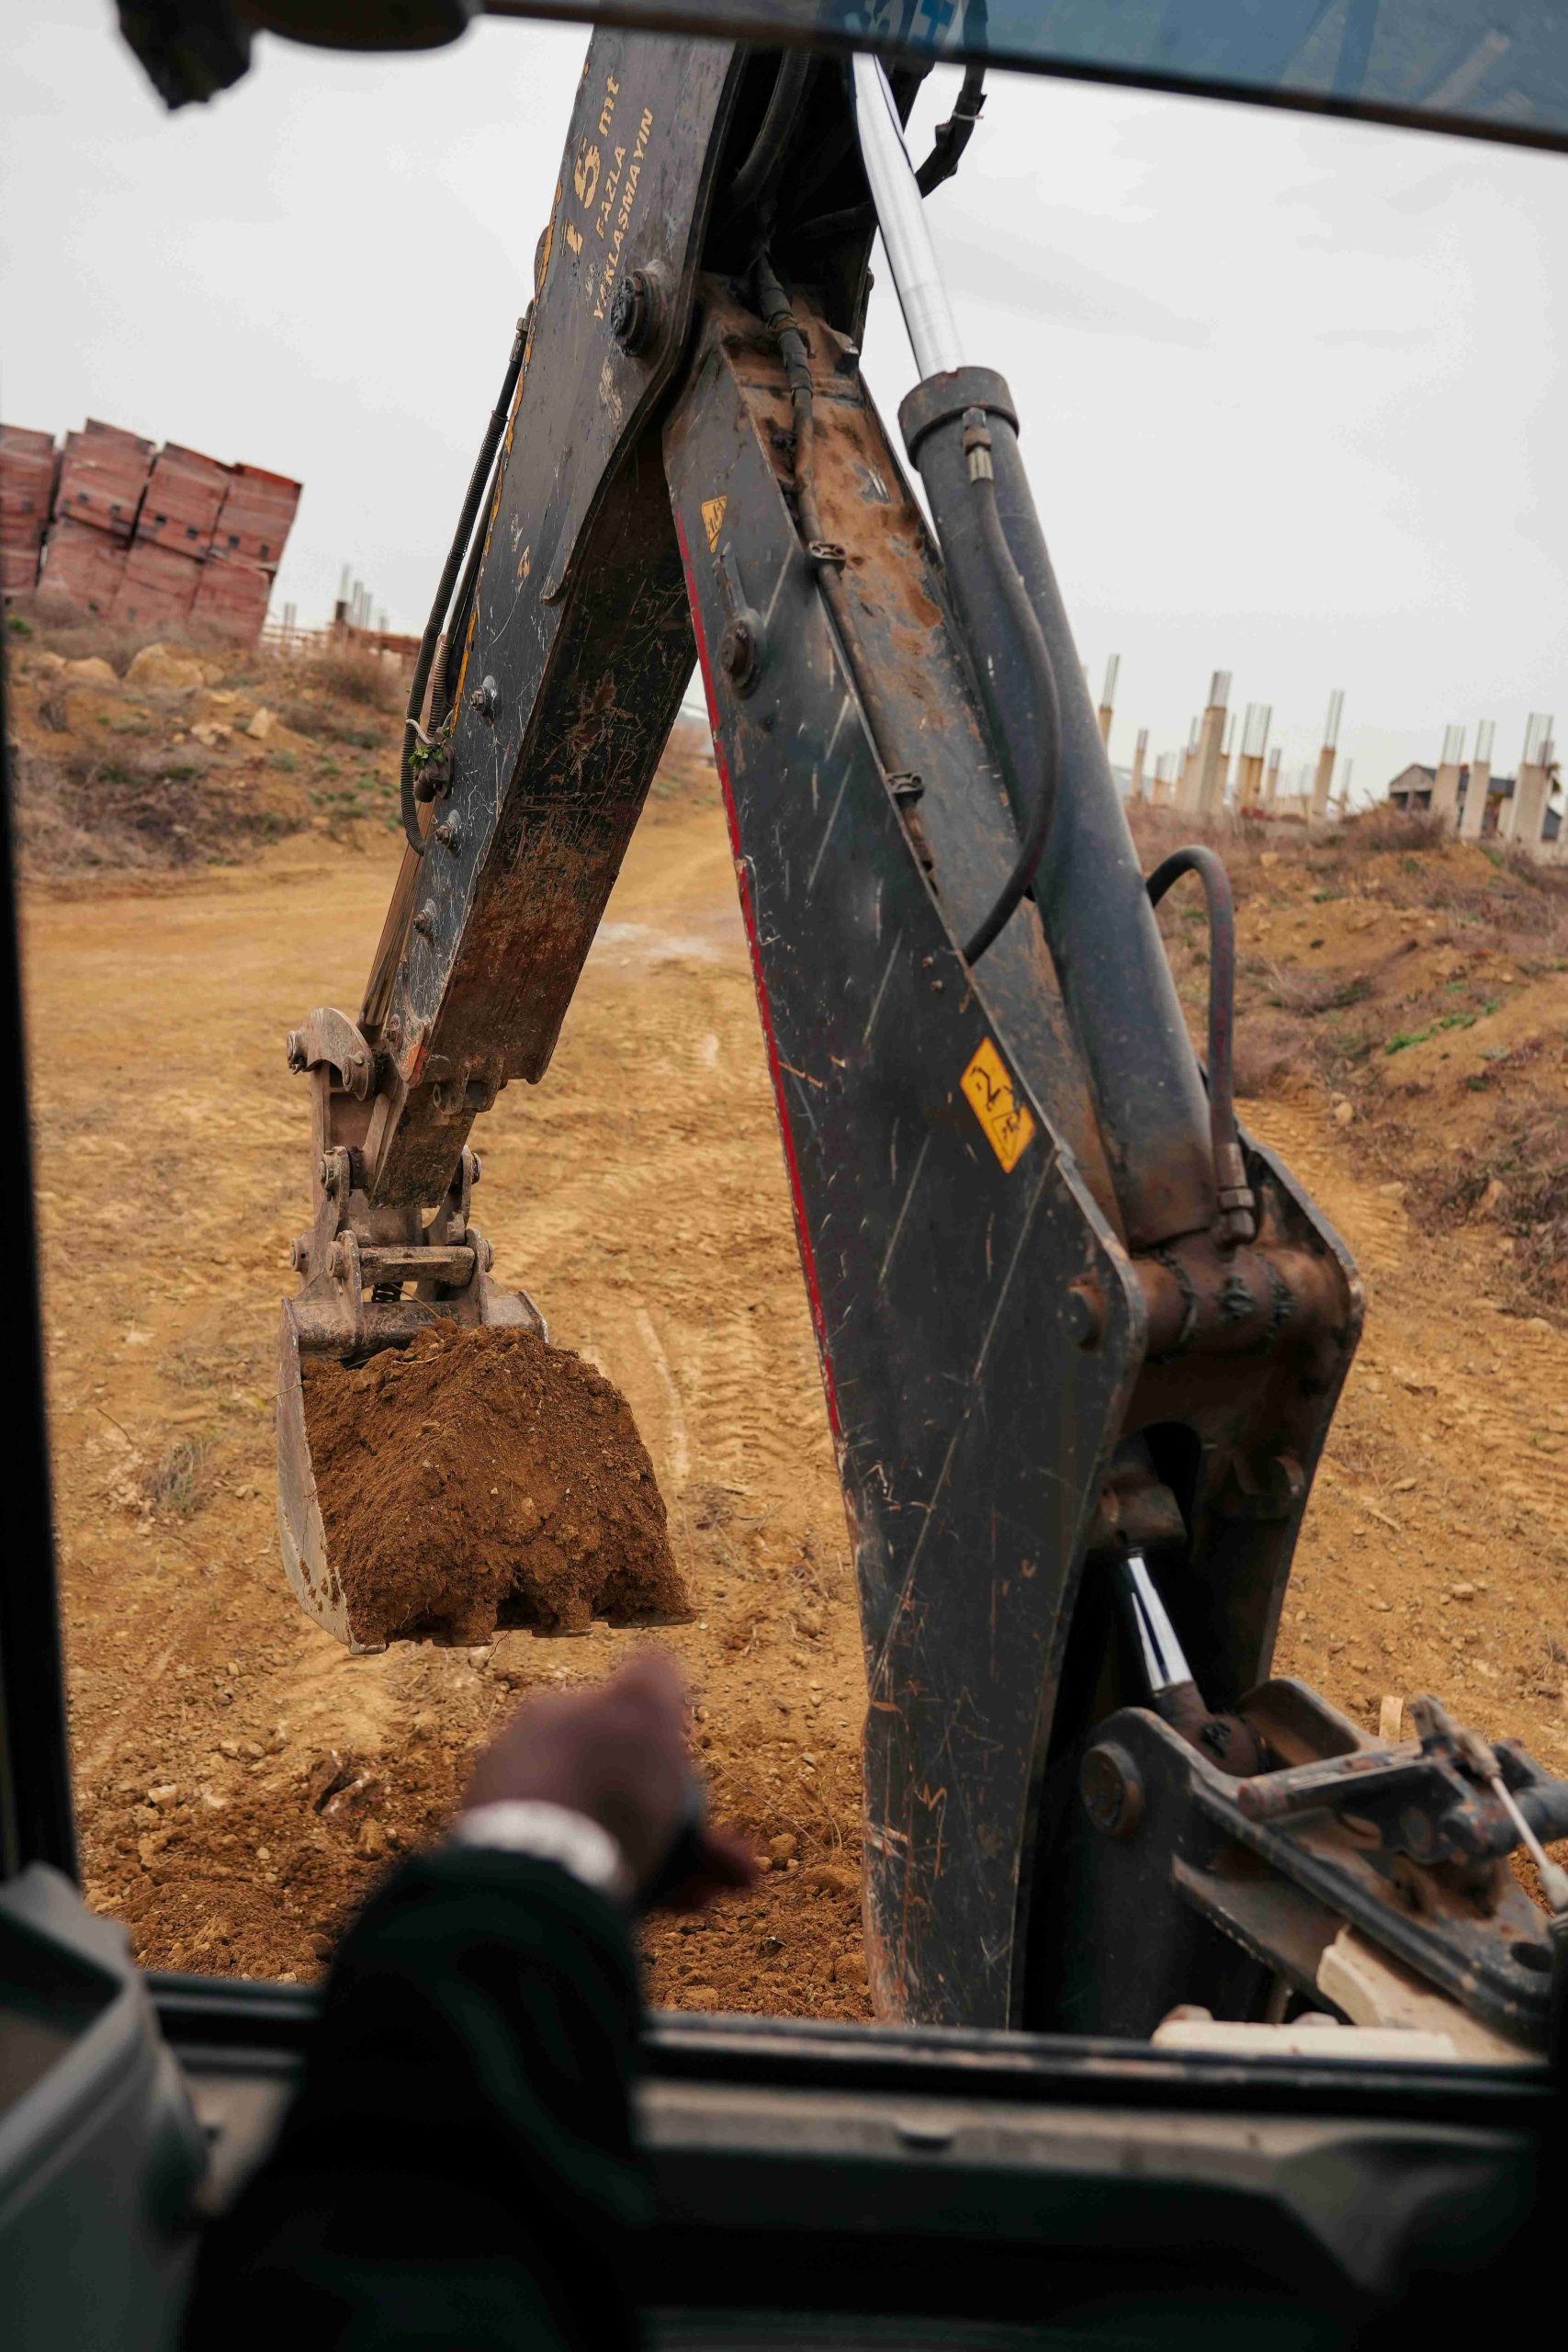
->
[[1384, 761, 1557, 840]]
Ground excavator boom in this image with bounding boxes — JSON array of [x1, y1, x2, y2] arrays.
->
[[277, 28, 1568, 2049]]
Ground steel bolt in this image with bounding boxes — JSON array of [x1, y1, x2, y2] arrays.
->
[[470, 1154, 482, 1186], [1401, 1805, 1436, 1860], [285, 1029, 306, 1072], [1065, 1280, 1103, 1351], [1080, 1741, 1144, 1840], [609, 268, 660, 356], [718, 615, 761, 694], [434, 820, 459, 853], [318, 1156, 336, 1193], [469, 675, 498, 722], [412, 904, 435, 939], [290, 1237, 310, 1272]]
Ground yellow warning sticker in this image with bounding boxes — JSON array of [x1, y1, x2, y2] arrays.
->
[[961, 1037, 1036, 1173], [702, 495, 728, 550]]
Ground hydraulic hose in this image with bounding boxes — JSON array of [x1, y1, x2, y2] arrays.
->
[[1145, 844, 1256, 1243], [795, 61, 987, 244], [436, 435, 504, 718], [399, 313, 525, 856], [728, 50, 812, 224]]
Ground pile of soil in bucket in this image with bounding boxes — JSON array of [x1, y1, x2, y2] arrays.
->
[[301, 1322, 688, 1645]]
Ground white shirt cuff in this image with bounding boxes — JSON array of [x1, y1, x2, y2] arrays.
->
[[447, 1799, 633, 1905]]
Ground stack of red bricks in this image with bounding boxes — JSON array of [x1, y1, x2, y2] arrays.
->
[[0, 426, 60, 600], [195, 463, 300, 640], [48, 420, 157, 615], [0, 414, 300, 645]]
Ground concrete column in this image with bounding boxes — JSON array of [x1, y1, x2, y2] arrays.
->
[[1506, 715, 1556, 857], [1459, 720, 1493, 840], [1128, 725, 1148, 802], [1097, 652, 1120, 752], [1218, 709, 1236, 808], [1235, 703, 1270, 812], [1178, 719, 1201, 812], [1193, 670, 1232, 817], [1429, 722, 1465, 828], [1310, 689, 1345, 820]]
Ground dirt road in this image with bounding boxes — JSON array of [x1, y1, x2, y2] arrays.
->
[[23, 780, 1568, 2008]]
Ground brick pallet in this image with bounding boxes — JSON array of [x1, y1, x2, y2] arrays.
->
[[0, 424, 60, 599], [1, 413, 300, 645]]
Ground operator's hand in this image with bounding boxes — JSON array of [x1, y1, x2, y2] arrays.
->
[[461, 1646, 755, 1910]]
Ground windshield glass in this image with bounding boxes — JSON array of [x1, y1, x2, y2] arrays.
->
[[491, 0, 1568, 150], [6, 4, 1562, 2054]]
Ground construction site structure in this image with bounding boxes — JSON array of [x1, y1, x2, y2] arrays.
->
[[1097, 653, 1119, 751], [1235, 702, 1270, 810], [1429, 722, 1465, 826], [1503, 713, 1558, 850], [1177, 718, 1199, 806], [0, 414, 300, 645], [1184, 670, 1230, 815], [1127, 724, 1148, 802], [1197, 671, 1230, 815], [1459, 719, 1495, 840], [1310, 688, 1344, 820]]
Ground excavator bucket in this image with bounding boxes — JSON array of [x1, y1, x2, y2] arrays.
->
[[275, 1007, 542, 1653]]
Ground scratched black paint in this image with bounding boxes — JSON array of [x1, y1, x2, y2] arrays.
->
[[364, 29, 744, 1205], [666, 302, 1145, 2029]]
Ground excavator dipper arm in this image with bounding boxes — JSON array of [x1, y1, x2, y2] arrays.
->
[[279, 30, 1568, 2051]]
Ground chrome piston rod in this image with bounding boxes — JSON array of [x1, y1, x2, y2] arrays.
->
[[852, 53, 964, 379]]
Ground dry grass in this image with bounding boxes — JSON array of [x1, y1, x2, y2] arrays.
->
[[9, 594, 212, 678], [140, 1434, 212, 1519], [11, 737, 299, 872], [7, 613, 412, 875], [309, 649, 406, 714]]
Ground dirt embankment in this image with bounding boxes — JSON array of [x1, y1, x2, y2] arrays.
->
[[5, 605, 409, 875], [1142, 803, 1568, 1321], [16, 662, 1568, 2005]]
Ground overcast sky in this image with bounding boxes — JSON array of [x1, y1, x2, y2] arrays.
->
[[6, 6, 1563, 802]]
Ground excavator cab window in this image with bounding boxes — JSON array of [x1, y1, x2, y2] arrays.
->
[[4, 4, 1564, 2345]]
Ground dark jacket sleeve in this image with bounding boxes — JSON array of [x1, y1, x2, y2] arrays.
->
[[183, 1847, 649, 2351]]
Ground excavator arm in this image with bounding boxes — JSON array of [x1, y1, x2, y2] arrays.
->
[[279, 29, 1568, 2050]]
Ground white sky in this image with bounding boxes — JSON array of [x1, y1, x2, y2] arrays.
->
[[5, 5, 1563, 803]]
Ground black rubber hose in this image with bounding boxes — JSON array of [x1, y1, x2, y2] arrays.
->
[[399, 313, 525, 857], [436, 434, 504, 718], [917, 59, 987, 194], [1145, 844, 1255, 1240], [728, 50, 812, 222], [959, 465, 1063, 963], [794, 67, 987, 245]]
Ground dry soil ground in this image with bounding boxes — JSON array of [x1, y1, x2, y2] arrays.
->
[[16, 660, 1568, 2012]]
